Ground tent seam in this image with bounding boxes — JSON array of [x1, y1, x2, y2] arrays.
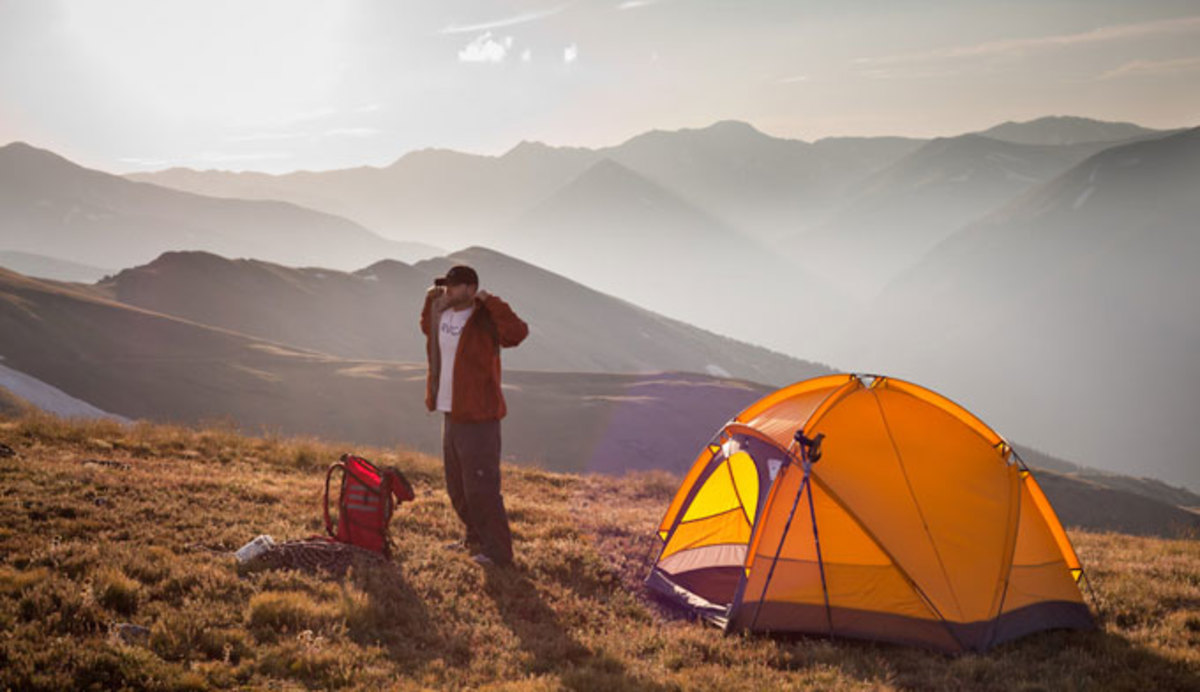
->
[[725, 455, 755, 528], [870, 388, 967, 647], [984, 470, 1022, 649], [806, 474, 954, 636]]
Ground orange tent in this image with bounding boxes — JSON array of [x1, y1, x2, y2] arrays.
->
[[647, 374, 1093, 652]]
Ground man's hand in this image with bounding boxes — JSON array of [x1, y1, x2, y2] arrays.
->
[[427, 285, 446, 299]]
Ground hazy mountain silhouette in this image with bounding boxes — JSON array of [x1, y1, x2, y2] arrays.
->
[[0, 141, 440, 270], [129, 143, 602, 247], [127, 121, 925, 248], [123, 118, 1167, 306], [0, 250, 113, 283], [598, 121, 925, 242], [496, 157, 850, 356], [978, 115, 1166, 146], [1015, 444, 1200, 514], [95, 250, 432, 362], [790, 133, 1158, 299], [95, 246, 830, 385], [840, 126, 1200, 490]]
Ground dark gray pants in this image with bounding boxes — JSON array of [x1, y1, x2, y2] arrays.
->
[[442, 415, 513, 564]]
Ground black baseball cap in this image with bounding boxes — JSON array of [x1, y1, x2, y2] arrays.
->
[[434, 264, 479, 287]]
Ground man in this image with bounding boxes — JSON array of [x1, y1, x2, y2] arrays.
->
[[420, 264, 528, 567]]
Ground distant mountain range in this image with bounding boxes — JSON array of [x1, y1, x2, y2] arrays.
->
[[125, 120, 928, 248], [121, 115, 1176, 306], [0, 142, 441, 272], [978, 115, 1165, 146], [839, 126, 1200, 494], [789, 133, 1166, 297], [496, 157, 850, 355], [0, 250, 113, 283], [93, 246, 830, 385], [122, 116, 1173, 254]]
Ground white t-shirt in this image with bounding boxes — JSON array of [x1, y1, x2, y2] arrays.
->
[[436, 305, 474, 412]]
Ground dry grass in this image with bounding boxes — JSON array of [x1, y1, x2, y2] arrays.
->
[[0, 409, 1197, 690]]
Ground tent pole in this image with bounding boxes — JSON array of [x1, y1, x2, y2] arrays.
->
[[1081, 570, 1105, 622]]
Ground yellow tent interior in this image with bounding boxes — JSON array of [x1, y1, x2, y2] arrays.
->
[[647, 374, 1094, 652]]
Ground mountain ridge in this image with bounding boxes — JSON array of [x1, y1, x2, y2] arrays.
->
[[844, 126, 1200, 490], [93, 245, 831, 385], [0, 141, 441, 271]]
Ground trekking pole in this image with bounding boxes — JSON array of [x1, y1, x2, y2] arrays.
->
[[749, 430, 824, 631]]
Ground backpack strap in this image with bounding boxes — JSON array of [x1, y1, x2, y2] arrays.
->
[[323, 461, 345, 539], [383, 467, 416, 504]]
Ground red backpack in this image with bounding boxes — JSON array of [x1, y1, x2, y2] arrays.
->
[[323, 453, 415, 557]]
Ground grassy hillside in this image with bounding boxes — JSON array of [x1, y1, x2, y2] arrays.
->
[[0, 265, 778, 475], [1, 411, 1197, 690]]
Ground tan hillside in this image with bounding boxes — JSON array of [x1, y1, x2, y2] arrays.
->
[[0, 265, 774, 474], [0, 411, 1197, 690]]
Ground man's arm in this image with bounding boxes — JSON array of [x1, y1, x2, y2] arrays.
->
[[420, 286, 443, 336], [481, 293, 529, 348]]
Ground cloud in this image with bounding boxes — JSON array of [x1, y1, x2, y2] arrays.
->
[[324, 127, 382, 138], [280, 108, 340, 124], [230, 108, 340, 130], [225, 131, 307, 143], [440, 5, 567, 34], [857, 15, 1200, 66], [564, 43, 578, 64], [854, 67, 964, 81], [1099, 55, 1200, 80], [458, 32, 511, 63]]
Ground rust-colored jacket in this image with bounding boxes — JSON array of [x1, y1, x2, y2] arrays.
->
[[420, 290, 528, 422]]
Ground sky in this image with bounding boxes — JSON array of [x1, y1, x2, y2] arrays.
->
[[2, 0, 1198, 173]]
